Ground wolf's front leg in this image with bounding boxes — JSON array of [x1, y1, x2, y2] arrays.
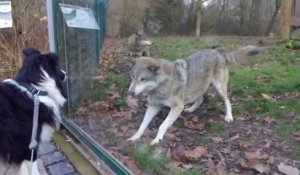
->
[[127, 105, 160, 142], [151, 103, 184, 145]]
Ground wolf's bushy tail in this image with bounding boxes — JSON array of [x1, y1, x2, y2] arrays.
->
[[225, 45, 263, 64]]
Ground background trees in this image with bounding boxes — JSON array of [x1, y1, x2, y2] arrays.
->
[[106, 0, 300, 37], [0, 0, 48, 78]]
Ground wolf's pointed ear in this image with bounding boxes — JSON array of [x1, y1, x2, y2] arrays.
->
[[147, 64, 160, 73], [22, 48, 41, 57]]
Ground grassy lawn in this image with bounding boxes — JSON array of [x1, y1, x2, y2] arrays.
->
[[149, 36, 300, 136], [130, 143, 205, 175]]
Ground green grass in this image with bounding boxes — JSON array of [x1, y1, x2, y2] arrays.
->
[[105, 132, 118, 145], [130, 143, 169, 175], [198, 138, 215, 148], [204, 122, 227, 137], [88, 72, 130, 106], [150, 37, 217, 61], [292, 146, 300, 157], [278, 99, 300, 114], [229, 47, 300, 121], [170, 167, 205, 175], [174, 122, 185, 129], [148, 36, 246, 61], [276, 121, 300, 138], [113, 96, 127, 108], [130, 143, 205, 174]]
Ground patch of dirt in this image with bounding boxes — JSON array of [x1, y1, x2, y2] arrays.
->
[[73, 38, 300, 175]]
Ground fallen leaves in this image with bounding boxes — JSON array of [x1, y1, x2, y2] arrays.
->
[[211, 137, 223, 143], [182, 146, 207, 160], [264, 116, 276, 124], [125, 95, 138, 107], [166, 161, 195, 172], [240, 151, 270, 173], [293, 131, 300, 137], [207, 151, 228, 175], [207, 158, 229, 175], [227, 134, 239, 142], [238, 140, 251, 148], [277, 162, 300, 175], [261, 93, 274, 101]]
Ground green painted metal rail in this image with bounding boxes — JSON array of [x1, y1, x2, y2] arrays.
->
[[62, 117, 133, 175]]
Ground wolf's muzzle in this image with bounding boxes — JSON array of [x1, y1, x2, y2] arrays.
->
[[128, 91, 136, 97]]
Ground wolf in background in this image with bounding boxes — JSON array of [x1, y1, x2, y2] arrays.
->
[[128, 29, 152, 57]]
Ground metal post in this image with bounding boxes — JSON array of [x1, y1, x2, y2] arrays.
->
[[46, 0, 56, 52]]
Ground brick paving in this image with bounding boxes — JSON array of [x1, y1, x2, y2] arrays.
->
[[38, 142, 78, 175]]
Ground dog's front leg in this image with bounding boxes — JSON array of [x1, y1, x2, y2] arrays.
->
[[151, 103, 184, 145], [127, 105, 161, 142], [18, 160, 40, 175]]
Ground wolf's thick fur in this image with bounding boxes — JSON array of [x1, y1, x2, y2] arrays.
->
[[127, 45, 262, 145]]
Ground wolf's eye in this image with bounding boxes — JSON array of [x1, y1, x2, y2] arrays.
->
[[140, 77, 148, 81], [130, 73, 135, 80]]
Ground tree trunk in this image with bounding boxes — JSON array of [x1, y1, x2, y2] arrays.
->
[[280, 0, 292, 39], [239, 0, 247, 36], [265, 0, 281, 35], [248, 0, 261, 35], [292, 0, 296, 16], [195, 0, 202, 37]]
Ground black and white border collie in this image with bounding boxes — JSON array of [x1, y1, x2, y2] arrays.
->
[[0, 48, 67, 175]]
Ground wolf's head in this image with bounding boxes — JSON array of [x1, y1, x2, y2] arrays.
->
[[128, 57, 162, 96], [16, 48, 67, 106]]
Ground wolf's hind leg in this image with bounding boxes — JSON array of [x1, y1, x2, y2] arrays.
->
[[184, 96, 204, 113], [212, 72, 233, 122]]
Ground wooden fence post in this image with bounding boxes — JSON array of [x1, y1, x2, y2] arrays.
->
[[280, 0, 292, 40]]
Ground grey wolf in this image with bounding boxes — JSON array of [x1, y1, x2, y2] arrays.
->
[[0, 48, 67, 175], [128, 30, 152, 57], [127, 45, 262, 145], [144, 19, 162, 35]]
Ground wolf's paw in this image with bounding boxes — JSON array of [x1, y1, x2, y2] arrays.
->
[[150, 138, 161, 145], [183, 107, 194, 113], [127, 134, 141, 142], [224, 115, 233, 122]]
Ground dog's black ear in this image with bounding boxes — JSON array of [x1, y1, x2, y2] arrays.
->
[[147, 64, 160, 73], [47, 52, 60, 61], [22, 48, 41, 57]]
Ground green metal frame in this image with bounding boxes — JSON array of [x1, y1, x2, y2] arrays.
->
[[62, 117, 133, 175], [49, 1, 134, 174]]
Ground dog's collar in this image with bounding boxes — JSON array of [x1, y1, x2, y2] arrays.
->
[[18, 82, 48, 96]]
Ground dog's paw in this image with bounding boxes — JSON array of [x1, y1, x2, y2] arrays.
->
[[127, 134, 141, 142], [224, 115, 233, 122]]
